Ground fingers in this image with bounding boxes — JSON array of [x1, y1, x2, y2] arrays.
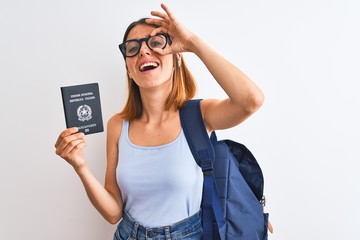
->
[[150, 3, 175, 21], [58, 138, 87, 159], [147, 20, 169, 36], [55, 128, 85, 156], [146, 18, 169, 28], [152, 47, 171, 56], [55, 127, 79, 148], [160, 3, 176, 21], [149, 26, 169, 37], [150, 11, 169, 21], [147, 4, 187, 54], [147, 3, 176, 30]]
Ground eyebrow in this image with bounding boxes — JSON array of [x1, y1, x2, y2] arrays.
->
[[125, 35, 150, 42]]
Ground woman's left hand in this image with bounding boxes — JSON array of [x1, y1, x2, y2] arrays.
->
[[146, 3, 196, 54]]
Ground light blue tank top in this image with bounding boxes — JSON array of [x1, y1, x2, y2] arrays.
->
[[116, 121, 203, 227]]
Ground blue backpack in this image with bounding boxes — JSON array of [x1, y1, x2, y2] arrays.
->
[[180, 99, 270, 240]]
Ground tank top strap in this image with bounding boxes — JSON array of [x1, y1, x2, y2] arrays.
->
[[121, 120, 129, 141]]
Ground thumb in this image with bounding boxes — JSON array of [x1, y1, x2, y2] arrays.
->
[[153, 47, 173, 56]]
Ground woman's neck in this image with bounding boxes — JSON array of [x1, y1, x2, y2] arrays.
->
[[138, 82, 176, 125]]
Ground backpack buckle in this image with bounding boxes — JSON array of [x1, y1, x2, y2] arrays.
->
[[201, 160, 213, 175], [260, 196, 266, 206]]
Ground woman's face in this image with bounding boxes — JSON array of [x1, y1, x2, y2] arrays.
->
[[125, 24, 174, 90]]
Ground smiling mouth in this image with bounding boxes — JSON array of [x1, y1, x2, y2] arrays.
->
[[139, 62, 159, 72]]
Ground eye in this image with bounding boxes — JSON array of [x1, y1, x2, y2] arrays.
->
[[127, 46, 139, 53], [126, 41, 140, 54], [150, 41, 162, 48], [149, 35, 166, 49]]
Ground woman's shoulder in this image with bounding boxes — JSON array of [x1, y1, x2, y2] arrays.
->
[[107, 113, 124, 142], [199, 98, 221, 115], [108, 113, 124, 126]]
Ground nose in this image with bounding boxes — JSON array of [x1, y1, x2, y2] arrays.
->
[[138, 41, 151, 57]]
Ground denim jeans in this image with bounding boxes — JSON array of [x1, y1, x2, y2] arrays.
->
[[113, 210, 203, 240]]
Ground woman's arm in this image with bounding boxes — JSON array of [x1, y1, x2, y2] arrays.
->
[[147, 3, 264, 132], [190, 35, 264, 132], [54, 118, 123, 224]]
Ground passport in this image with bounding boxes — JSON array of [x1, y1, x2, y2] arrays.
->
[[60, 83, 104, 135]]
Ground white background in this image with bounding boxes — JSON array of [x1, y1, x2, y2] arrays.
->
[[1, 0, 359, 239]]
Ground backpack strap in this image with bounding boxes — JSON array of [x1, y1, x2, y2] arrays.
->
[[180, 99, 225, 240]]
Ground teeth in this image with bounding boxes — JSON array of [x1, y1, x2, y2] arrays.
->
[[140, 62, 158, 71]]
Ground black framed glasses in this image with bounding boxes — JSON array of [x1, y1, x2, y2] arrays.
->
[[119, 33, 172, 58]]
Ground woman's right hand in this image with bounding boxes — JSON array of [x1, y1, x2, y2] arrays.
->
[[55, 127, 87, 170]]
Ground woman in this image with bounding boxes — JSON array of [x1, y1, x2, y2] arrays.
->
[[55, 3, 264, 240]]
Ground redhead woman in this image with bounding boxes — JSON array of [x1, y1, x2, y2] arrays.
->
[[55, 3, 264, 240]]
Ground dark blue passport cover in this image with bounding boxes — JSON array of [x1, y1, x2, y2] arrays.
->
[[61, 83, 104, 135]]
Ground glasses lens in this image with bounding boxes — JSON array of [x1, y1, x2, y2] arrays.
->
[[122, 35, 168, 57], [148, 35, 167, 50], [125, 41, 140, 57]]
